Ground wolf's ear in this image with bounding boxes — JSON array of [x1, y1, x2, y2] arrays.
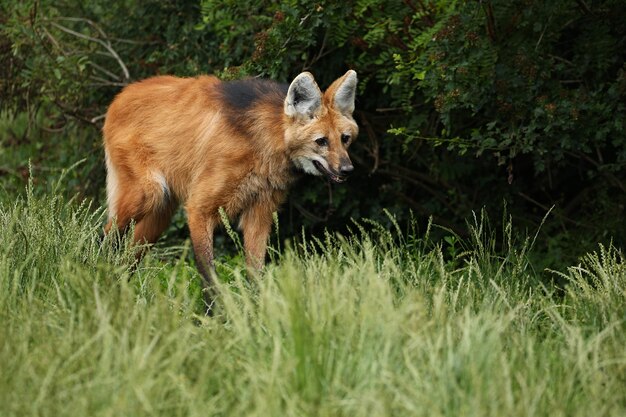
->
[[328, 70, 357, 115], [284, 72, 322, 119]]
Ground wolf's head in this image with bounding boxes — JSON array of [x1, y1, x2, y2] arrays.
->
[[284, 70, 358, 183]]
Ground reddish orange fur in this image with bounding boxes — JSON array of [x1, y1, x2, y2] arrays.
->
[[103, 71, 358, 291]]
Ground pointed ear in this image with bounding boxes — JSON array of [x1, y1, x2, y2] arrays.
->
[[284, 72, 322, 119], [327, 70, 357, 115]]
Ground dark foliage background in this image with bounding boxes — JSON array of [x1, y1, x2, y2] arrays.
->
[[1, 0, 625, 268]]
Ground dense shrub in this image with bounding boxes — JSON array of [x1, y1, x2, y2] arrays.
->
[[1, 0, 624, 263]]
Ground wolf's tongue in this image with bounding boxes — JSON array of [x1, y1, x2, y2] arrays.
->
[[313, 160, 346, 183], [331, 173, 345, 183]]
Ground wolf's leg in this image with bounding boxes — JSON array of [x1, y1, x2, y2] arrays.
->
[[187, 206, 219, 313], [104, 187, 147, 235], [131, 201, 177, 256], [240, 200, 274, 271], [104, 171, 172, 253]]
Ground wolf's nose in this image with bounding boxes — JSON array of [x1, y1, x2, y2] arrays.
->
[[340, 164, 354, 175]]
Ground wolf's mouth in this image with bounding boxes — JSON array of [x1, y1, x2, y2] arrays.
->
[[313, 160, 347, 183]]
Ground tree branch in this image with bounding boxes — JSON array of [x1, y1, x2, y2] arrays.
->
[[47, 20, 130, 80]]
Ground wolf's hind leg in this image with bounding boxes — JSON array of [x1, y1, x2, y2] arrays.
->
[[132, 201, 177, 252]]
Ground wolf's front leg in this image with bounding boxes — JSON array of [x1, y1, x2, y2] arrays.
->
[[187, 207, 218, 312], [240, 200, 274, 271]]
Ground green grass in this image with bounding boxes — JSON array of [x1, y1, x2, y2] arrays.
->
[[0, 185, 625, 416]]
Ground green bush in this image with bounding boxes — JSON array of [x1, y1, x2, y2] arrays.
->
[[1, 0, 624, 262]]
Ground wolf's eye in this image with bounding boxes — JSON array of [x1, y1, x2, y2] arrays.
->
[[315, 137, 329, 147], [341, 134, 351, 144]]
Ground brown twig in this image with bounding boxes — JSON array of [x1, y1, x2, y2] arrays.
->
[[40, 25, 65, 54], [292, 202, 330, 223], [88, 62, 121, 80], [482, 1, 497, 42], [516, 192, 594, 231], [390, 190, 466, 236], [575, 0, 595, 16], [378, 168, 458, 215], [357, 111, 380, 173], [413, 0, 435, 27], [90, 114, 107, 124], [47, 20, 130, 80], [547, 54, 574, 67], [568, 151, 625, 192]]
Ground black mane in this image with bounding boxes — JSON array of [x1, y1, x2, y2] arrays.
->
[[218, 78, 288, 110]]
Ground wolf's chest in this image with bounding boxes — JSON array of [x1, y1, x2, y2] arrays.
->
[[226, 170, 292, 216]]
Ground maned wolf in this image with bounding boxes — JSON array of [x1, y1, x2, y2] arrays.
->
[[103, 70, 358, 293]]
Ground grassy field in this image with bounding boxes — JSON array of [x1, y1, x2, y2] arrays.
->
[[0, 182, 625, 416]]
